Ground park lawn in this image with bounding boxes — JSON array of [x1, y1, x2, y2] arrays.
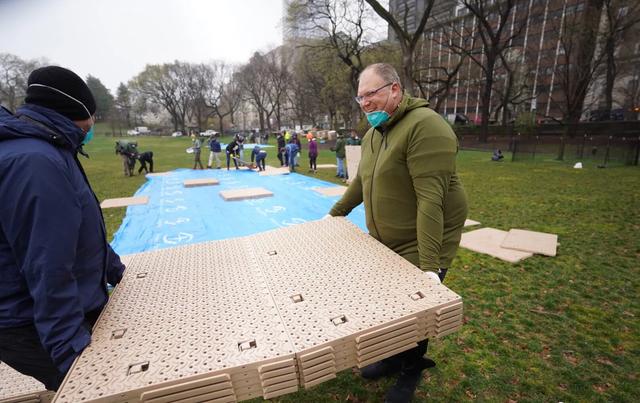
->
[[84, 127, 639, 402]]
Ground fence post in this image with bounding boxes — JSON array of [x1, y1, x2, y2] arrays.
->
[[579, 134, 587, 159], [603, 136, 612, 166], [635, 136, 640, 166], [558, 136, 565, 160], [533, 136, 539, 160], [511, 134, 518, 162]]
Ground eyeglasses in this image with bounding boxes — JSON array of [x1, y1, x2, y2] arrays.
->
[[354, 82, 393, 104]]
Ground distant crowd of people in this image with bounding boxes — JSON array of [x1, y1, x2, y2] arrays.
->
[[187, 129, 362, 176]]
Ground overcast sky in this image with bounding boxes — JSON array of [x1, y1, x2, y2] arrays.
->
[[0, 0, 284, 92]]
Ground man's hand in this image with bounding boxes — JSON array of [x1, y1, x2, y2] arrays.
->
[[423, 270, 441, 284]]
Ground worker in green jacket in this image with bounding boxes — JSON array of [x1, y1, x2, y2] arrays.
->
[[330, 132, 347, 178], [329, 63, 468, 403]]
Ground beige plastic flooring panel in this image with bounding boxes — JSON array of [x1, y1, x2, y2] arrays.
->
[[345, 145, 361, 184], [54, 239, 297, 403], [500, 229, 558, 256], [258, 166, 290, 176], [219, 188, 273, 201], [249, 218, 463, 388], [145, 172, 171, 177], [100, 196, 149, 209], [464, 219, 481, 227], [460, 228, 533, 263], [55, 218, 463, 402], [0, 362, 52, 403], [183, 178, 220, 188], [312, 186, 348, 197]]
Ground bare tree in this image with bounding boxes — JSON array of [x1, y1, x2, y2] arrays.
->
[[287, 0, 373, 94], [263, 49, 292, 130], [132, 62, 191, 133], [237, 52, 273, 132], [364, 0, 436, 94], [0, 53, 44, 112], [447, 0, 523, 141], [550, 0, 606, 125], [599, 0, 640, 114]]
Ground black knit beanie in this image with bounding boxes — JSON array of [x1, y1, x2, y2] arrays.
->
[[25, 66, 96, 121]]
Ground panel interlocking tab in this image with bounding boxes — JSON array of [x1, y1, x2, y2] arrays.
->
[[100, 196, 149, 209], [55, 218, 463, 402]]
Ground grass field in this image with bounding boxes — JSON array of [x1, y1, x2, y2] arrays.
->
[[85, 126, 639, 402]]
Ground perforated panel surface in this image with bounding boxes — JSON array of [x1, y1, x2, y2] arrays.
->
[[54, 239, 294, 403], [0, 362, 49, 402], [56, 218, 463, 402]]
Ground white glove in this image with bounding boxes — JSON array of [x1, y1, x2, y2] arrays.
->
[[322, 214, 332, 220], [424, 271, 441, 284]]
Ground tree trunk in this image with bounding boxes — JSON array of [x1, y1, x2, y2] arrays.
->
[[604, 37, 616, 114]]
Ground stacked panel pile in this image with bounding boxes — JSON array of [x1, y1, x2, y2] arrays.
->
[[54, 218, 462, 402], [0, 362, 53, 403], [251, 218, 462, 388], [54, 239, 297, 403]]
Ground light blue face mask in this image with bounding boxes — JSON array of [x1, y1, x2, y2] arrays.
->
[[366, 110, 390, 128], [83, 125, 94, 145]]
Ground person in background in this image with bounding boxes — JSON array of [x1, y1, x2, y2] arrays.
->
[[251, 145, 267, 171], [192, 134, 203, 169], [207, 134, 222, 169], [328, 63, 467, 403], [292, 133, 302, 167], [308, 135, 318, 173], [276, 132, 286, 166], [237, 133, 246, 164], [285, 138, 299, 173], [347, 130, 361, 145], [226, 135, 244, 170], [491, 148, 504, 161], [331, 132, 347, 178], [0, 66, 125, 391]]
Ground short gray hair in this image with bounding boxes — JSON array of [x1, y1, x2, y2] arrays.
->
[[360, 63, 401, 88]]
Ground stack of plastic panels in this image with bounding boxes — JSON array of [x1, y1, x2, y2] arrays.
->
[[0, 362, 53, 403], [251, 218, 462, 388], [54, 218, 462, 402]]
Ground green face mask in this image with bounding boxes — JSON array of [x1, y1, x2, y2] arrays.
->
[[82, 125, 94, 145], [366, 111, 390, 128]]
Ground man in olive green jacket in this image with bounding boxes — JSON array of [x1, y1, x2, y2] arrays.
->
[[329, 63, 467, 403]]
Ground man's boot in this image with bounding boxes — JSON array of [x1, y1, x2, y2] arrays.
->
[[384, 340, 435, 403], [360, 354, 403, 380]]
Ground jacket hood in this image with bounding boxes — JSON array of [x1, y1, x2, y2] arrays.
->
[[384, 94, 429, 129], [0, 103, 85, 149]]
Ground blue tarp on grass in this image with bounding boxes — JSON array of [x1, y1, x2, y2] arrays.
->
[[110, 168, 366, 255]]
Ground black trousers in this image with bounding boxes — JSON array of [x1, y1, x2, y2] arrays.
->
[[0, 309, 100, 391]]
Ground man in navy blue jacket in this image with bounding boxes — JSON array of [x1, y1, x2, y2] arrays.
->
[[0, 66, 125, 391]]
